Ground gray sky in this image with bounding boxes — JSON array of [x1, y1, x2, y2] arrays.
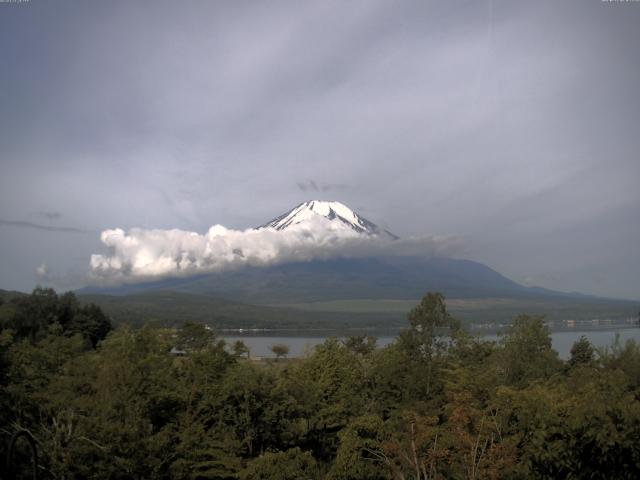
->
[[1, 0, 639, 299]]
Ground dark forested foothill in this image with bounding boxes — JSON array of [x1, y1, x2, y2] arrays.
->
[[1, 288, 639, 479]]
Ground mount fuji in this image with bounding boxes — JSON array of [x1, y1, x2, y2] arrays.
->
[[258, 200, 398, 239], [78, 200, 637, 327]]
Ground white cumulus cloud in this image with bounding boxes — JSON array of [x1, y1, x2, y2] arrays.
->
[[36, 263, 51, 281], [89, 216, 463, 285]]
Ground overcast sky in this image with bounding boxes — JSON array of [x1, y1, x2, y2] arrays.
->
[[1, 0, 639, 299]]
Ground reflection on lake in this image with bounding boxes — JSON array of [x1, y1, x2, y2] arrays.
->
[[224, 328, 640, 359]]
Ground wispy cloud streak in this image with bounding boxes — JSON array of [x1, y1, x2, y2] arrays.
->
[[0, 219, 90, 234]]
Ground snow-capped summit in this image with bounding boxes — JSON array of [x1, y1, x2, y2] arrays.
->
[[258, 200, 398, 238]]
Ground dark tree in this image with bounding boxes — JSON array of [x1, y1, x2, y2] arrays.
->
[[11, 287, 59, 342], [569, 335, 596, 368], [176, 321, 216, 351], [343, 335, 377, 356], [270, 343, 290, 361], [232, 340, 250, 358], [399, 292, 459, 361], [6, 288, 111, 347], [71, 303, 113, 348], [499, 314, 562, 386]]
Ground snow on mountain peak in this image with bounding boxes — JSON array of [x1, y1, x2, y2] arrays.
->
[[258, 200, 398, 239]]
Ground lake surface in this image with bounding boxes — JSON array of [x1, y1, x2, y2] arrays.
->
[[224, 328, 640, 359]]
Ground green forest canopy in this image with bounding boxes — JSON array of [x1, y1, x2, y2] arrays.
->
[[1, 289, 640, 479]]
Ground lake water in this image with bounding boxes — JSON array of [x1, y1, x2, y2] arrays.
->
[[224, 328, 640, 359]]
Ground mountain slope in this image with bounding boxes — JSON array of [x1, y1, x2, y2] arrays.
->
[[81, 256, 599, 305], [166, 256, 520, 303]]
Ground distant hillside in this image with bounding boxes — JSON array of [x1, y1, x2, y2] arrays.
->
[[75, 289, 639, 332], [0, 288, 27, 302], [281, 297, 639, 325], [2, 286, 635, 331], [77, 290, 406, 330]]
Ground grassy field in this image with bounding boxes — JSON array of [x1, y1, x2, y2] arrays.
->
[[268, 299, 420, 313], [77, 291, 408, 330]]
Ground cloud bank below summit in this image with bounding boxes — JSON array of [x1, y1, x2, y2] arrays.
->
[[89, 217, 463, 285]]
